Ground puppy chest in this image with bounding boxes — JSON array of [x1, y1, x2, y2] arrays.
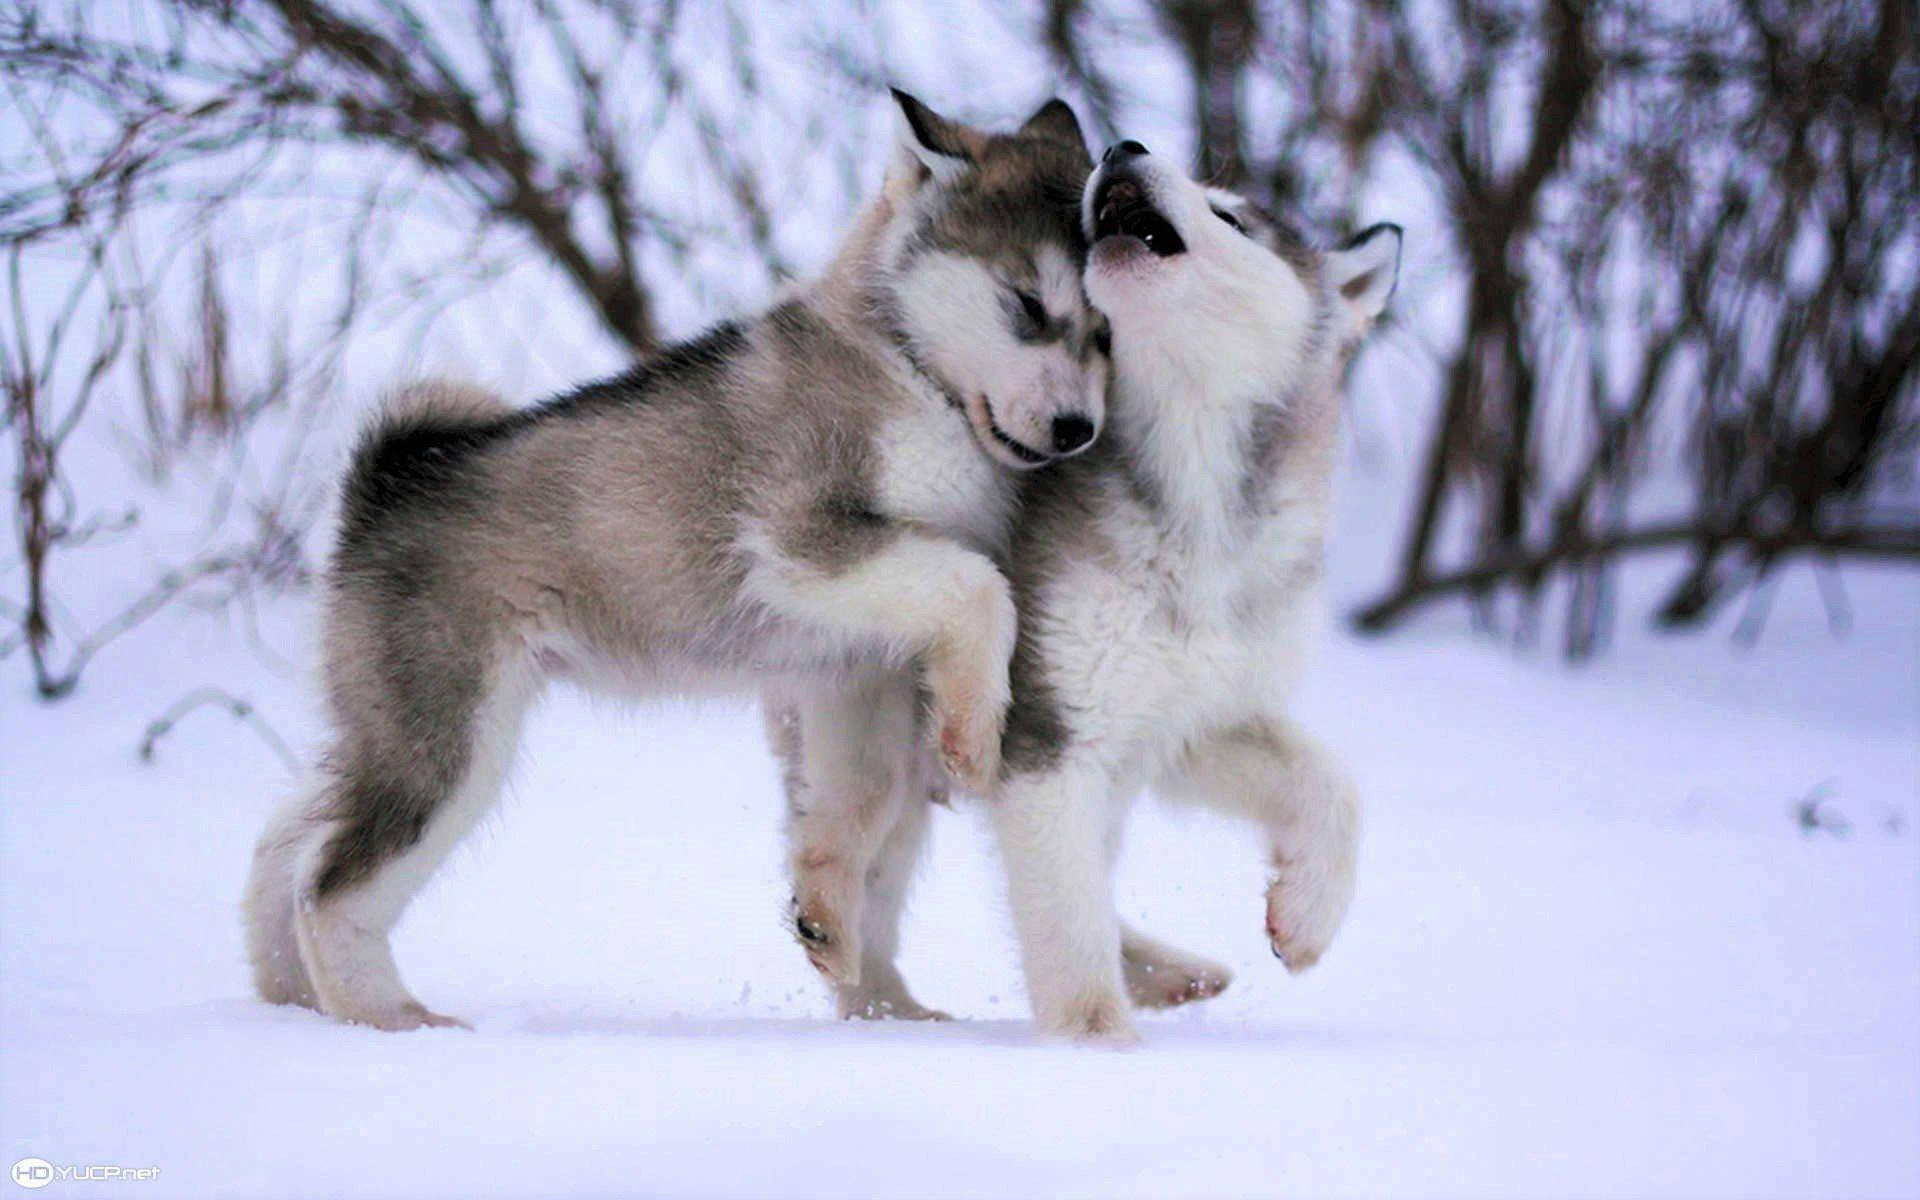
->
[[1148, 575, 1314, 703], [871, 412, 1010, 544]]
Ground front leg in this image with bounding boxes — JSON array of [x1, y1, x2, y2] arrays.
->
[[990, 765, 1135, 1041], [1159, 716, 1360, 971], [763, 671, 917, 989], [745, 527, 1015, 794], [836, 769, 950, 1021], [764, 672, 948, 1020]]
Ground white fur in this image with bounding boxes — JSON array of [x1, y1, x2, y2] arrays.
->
[[870, 405, 1017, 551], [980, 153, 1396, 1038]]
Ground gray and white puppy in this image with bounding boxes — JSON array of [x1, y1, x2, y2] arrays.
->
[[778, 143, 1401, 1038], [243, 92, 1107, 1031]]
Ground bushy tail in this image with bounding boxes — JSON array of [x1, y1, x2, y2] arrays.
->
[[376, 378, 515, 429], [340, 379, 517, 529]]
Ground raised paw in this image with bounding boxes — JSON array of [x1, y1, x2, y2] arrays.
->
[[1265, 860, 1354, 974], [925, 602, 1012, 796], [933, 691, 1004, 794]]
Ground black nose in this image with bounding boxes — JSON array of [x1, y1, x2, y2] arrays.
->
[[1051, 414, 1096, 455], [1102, 140, 1148, 164]]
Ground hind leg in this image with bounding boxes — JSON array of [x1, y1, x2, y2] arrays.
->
[[772, 670, 920, 989], [1100, 801, 1234, 1009], [293, 668, 534, 1030], [1159, 715, 1360, 972], [835, 762, 949, 1021], [243, 785, 325, 1009], [1120, 925, 1233, 1010]]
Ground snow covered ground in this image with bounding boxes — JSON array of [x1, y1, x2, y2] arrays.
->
[[4, 467, 1917, 1198]]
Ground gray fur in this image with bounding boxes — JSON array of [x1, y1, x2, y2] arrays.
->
[[997, 452, 1112, 777]]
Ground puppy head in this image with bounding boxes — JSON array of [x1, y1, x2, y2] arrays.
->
[[878, 92, 1109, 468], [1083, 142, 1400, 386]]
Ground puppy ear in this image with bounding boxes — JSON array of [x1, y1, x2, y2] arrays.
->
[[890, 88, 979, 185], [1327, 223, 1402, 328], [1018, 98, 1091, 166]]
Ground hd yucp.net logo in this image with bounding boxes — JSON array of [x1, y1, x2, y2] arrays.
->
[[12, 1158, 161, 1189]]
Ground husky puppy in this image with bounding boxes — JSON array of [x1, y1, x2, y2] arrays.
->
[[776, 142, 1400, 1038], [242, 92, 1108, 1030]]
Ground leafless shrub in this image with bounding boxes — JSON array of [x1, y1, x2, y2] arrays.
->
[[138, 685, 300, 773], [1345, 0, 1920, 651], [4, 0, 855, 699]]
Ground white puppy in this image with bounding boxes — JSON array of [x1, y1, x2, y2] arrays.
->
[[777, 141, 1401, 1038]]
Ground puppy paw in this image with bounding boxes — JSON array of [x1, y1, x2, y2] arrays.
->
[[1265, 858, 1354, 973], [839, 992, 952, 1022], [1038, 995, 1139, 1044], [790, 895, 862, 987], [1123, 953, 1233, 1010], [931, 685, 1005, 794], [926, 580, 1014, 795], [342, 1000, 471, 1032]]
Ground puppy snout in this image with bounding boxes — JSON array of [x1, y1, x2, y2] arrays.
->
[[1051, 413, 1096, 455], [1102, 140, 1149, 164]]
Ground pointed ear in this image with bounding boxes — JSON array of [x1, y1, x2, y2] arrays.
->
[[1328, 223, 1402, 328], [890, 88, 979, 184], [1018, 98, 1091, 165]]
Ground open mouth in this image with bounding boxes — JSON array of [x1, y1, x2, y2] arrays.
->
[[1092, 176, 1187, 257], [987, 413, 1050, 465]]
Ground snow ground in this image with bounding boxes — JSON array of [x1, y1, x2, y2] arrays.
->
[[3, 479, 1917, 1198]]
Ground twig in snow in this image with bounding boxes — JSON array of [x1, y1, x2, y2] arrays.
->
[[138, 686, 300, 776], [1792, 781, 1848, 839]]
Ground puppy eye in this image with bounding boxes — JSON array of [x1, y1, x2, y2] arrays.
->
[[1092, 325, 1112, 358], [1212, 207, 1245, 233], [1012, 290, 1049, 338]]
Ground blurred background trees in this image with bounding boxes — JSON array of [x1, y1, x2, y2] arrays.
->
[[4, 0, 1916, 699], [1047, 0, 1919, 655]]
